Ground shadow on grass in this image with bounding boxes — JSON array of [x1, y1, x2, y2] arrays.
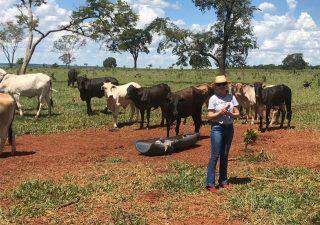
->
[[17, 112, 61, 119], [261, 125, 295, 132], [0, 151, 36, 159], [228, 176, 252, 185]]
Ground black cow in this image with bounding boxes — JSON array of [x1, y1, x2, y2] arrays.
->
[[126, 83, 171, 129], [76, 76, 119, 115], [254, 82, 292, 131], [163, 86, 206, 137], [68, 69, 79, 87]]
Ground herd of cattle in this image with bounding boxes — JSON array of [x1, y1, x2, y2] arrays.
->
[[0, 68, 292, 155]]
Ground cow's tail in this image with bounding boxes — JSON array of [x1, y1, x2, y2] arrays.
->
[[49, 80, 54, 108], [285, 86, 292, 124], [8, 116, 14, 146]]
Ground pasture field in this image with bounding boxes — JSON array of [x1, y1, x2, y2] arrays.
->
[[3, 67, 320, 135], [0, 67, 319, 225]]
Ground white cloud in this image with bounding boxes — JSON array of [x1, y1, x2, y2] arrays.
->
[[173, 19, 186, 27], [287, 0, 297, 10], [258, 2, 276, 12], [249, 10, 320, 66], [125, 0, 180, 28]]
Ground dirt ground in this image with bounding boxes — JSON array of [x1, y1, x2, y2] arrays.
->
[[0, 123, 319, 224]]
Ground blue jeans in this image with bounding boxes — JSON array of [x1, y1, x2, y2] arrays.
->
[[206, 124, 234, 187]]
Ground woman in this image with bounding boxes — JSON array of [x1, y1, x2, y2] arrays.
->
[[206, 75, 239, 192]]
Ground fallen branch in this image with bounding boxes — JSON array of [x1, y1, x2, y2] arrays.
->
[[58, 197, 80, 209]]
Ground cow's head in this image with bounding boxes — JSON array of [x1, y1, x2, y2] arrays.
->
[[164, 93, 185, 119], [76, 76, 87, 100], [102, 82, 116, 98], [254, 82, 263, 104], [126, 85, 139, 101]]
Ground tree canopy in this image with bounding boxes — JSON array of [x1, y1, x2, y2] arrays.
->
[[150, 0, 257, 74], [282, 53, 308, 70], [0, 21, 24, 67], [108, 28, 152, 69], [103, 57, 117, 68], [52, 35, 86, 67]]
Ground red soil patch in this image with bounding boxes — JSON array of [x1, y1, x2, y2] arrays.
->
[[0, 123, 319, 224], [1, 124, 319, 189]]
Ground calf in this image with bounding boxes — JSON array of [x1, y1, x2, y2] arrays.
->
[[126, 83, 171, 129], [68, 69, 78, 87], [164, 86, 205, 137], [0, 73, 53, 118], [195, 83, 215, 107], [0, 93, 16, 154], [232, 83, 257, 124], [76, 76, 119, 115], [254, 82, 292, 131], [102, 82, 141, 128]]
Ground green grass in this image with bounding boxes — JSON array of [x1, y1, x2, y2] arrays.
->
[[153, 161, 206, 194], [2, 67, 319, 135], [8, 179, 93, 218], [225, 167, 320, 225]]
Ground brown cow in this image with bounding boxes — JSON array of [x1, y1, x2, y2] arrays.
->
[[0, 93, 16, 154]]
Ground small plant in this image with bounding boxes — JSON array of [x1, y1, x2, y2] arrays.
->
[[243, 129, 258, 149]]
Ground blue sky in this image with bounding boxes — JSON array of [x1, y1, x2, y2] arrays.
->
[[0, 0, 319, 68]]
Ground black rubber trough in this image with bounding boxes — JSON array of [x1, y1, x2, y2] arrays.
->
[[134, 133, 200, 156]]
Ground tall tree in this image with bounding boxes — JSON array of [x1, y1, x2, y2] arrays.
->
[[0, 21, 24, 68], [16, 0, 137, 74], [52, 35, 86, 68], [282, 53, 308, 70], [109, 28, 152, 69], [150, 0, 257, 75], [103, 57, 117, 68]]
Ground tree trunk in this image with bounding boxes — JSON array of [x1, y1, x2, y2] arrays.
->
[[219, 62, 226, 75], [133, 54, 138, 69], [19, 3, 34, 74]]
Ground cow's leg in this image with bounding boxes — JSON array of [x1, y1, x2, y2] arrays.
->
[[0, 137, 5, 154], [257, 106, 263, 131], [279, 106, 286, 129], [140, 110, 145, 129], [129, 103, 135, 122], [160, 106, 165, 126], [193, 109, 202, 134], [35, 102, 43, 119], [135, 107, 140, 122], [112, 106, 119, 128], [146, 108, 151, 128], [250, 106, 255, 125], [8, 124, 16, 154], [45, 95, 52, 117], [245, 107, 250, 124], [36, 96, 40, 110], [265, 106, 271, 131], [86, 98, 93, 115], [166, 118, 171, 137], [13, 94, 23, 116], [175, 117, 181, 136]]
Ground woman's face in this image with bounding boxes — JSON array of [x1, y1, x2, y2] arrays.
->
[[215, 82, 228, 95]]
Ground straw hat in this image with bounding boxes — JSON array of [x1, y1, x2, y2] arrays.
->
[[214, 75, 230, 84]]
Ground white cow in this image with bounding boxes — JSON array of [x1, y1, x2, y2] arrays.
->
[[0, 73, 53, 118], [0, 93, 16, 154], [102, 82, 141, 128]]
